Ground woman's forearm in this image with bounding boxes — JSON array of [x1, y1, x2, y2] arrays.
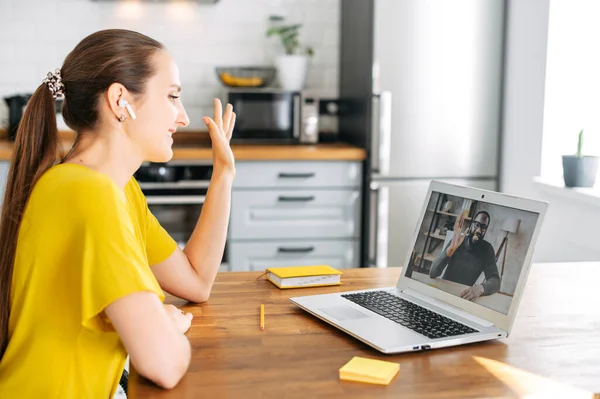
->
[[183, 170, 234, 290]]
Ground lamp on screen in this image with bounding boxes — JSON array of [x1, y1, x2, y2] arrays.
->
[[495, 217, 521, 280]]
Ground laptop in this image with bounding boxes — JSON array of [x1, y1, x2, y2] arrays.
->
[[290, 181, 548, 354]]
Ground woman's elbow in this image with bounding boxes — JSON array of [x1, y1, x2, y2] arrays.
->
[[151, 371, 181, 390], [186, 282, 211, 303], [188, 290, 210, 304], [153, 369, 185, 390], [138, 342, 191, 389]]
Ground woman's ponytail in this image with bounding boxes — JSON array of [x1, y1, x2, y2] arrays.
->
[[0, 80, 59, 358]]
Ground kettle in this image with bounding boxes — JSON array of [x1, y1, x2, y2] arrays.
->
[[4, 94, 32, 141]]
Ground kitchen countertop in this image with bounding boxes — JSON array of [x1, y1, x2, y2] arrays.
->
[[0, 131, 366, 162], [167, 143, 367, 161]]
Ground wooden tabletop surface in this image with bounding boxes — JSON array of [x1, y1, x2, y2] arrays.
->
[[129, 262, 600, 398]]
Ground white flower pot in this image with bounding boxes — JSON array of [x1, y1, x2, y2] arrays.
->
[[275, 55, 309, 90], [562, 155, 599, 187]]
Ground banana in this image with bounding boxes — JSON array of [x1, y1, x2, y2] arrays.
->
[[220, 72, 264, 87]]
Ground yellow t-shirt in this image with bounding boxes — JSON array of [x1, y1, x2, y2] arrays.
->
[[0, 163, 177, 398]]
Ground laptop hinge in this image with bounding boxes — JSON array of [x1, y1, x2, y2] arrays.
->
[[402, 288, 494, 327]]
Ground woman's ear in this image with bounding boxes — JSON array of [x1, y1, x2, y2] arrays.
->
[[118, 99, 137, 120], [106, 83, 131, 122]]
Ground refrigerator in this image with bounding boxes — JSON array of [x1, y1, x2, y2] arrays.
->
[[338, 0, 506, 268]]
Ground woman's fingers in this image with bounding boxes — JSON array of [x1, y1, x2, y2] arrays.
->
[[214, 98, 223, 129], [203, 116, 219, 139], [212, 98, 234, 137], [208, 98, 235, 142], [227, 112, 236, 141], [223, 103, 233, 134]]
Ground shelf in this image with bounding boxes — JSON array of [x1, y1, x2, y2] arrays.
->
[[424, 232, 446, 240], [428, 209, 472, 220], [415, 253, 436, 263]]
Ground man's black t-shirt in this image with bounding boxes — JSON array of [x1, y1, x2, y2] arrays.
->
[[429, 238, 500, 295]]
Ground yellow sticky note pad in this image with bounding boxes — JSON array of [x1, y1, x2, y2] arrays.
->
[[339, 357, 400, 385]]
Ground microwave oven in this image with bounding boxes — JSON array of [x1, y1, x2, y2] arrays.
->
[[224, 88, 319, 144]]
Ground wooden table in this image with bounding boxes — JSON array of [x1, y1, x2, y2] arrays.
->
[[129, 263, 600, 398]]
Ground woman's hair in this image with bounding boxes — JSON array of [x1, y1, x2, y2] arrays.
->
[[0, 29, 165, 358]]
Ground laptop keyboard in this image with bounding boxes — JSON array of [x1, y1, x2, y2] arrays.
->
[[342, 291, 479, 340]]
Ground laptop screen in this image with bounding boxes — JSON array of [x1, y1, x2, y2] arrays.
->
[[404, 190, 540, 315]]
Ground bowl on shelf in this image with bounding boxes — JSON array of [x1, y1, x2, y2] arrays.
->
[[215, 66, 276, 88]]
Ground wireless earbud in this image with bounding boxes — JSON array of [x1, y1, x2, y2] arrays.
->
[[118, 99, 137, 120]]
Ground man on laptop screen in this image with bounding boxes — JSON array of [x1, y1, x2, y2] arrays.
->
[[406, 191, 539, 315], [429, 210, 500, 301]]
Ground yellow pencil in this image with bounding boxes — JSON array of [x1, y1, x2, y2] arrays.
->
[[260, 304, 265, 331]]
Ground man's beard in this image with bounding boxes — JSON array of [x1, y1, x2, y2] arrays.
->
[[467, 232, 484, 249]]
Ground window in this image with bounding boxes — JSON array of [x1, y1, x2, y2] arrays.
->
[[541, 0, 600, 186]]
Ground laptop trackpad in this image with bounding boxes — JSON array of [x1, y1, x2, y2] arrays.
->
[[319, 305, 370, 321]]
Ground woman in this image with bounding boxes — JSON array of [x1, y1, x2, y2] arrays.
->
[[0, 29, 235, 397]]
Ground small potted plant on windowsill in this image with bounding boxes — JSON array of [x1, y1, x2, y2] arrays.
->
[[562, 129, 599, 188], [266, 15, 314, 90]]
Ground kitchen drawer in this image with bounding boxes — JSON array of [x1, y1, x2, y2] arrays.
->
[[229, 189, 361, 239], [233, 161, 362, 189], [227, 239, 360, 271]]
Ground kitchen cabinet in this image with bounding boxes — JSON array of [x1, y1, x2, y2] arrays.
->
[[233, 161, 362, 188], [228, 239, 360, 272], [230, 189, 360, 240], [0, 161, 8, 210], [227, 161, 363, 271]]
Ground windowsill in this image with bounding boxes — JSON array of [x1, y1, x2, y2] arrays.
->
[[533, 176, 600, 207]]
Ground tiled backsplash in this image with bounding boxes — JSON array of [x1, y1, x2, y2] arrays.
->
[[0, 0, 339, 130]]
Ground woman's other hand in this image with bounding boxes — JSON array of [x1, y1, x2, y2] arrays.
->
[[204, 98, 236, 176], [164, 304, 193, 334]]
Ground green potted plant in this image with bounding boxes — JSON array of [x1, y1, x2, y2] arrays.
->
[[266, 15, 314, 90], [562, 129, 599, 187]]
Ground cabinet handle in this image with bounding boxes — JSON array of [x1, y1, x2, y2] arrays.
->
[[146, 195, 206, 205], [277, 172, 316, 179], [277, 195, 315, 202], [371, 94, 381, 174], [368, 183, 380, 267], [278, 246, 315, 253], [370, 92, 392, 175]]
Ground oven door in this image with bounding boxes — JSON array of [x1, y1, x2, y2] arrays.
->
[[228, 90, 301, 142], [147, 202, 202, 248], [146, 195, 229, 267], [141, 182, 206, 248]]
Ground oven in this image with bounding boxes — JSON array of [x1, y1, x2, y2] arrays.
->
[[134, 161, 227, 265]]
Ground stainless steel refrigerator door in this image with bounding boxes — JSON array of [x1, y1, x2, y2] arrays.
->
[[373, 0, 505, 178], [368, 178, 497, 268]]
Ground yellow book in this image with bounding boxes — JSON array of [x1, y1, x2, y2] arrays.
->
[[265, 265, 342, 289], [339, 357, 400, 385]]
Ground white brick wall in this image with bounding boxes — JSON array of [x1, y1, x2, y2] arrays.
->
[[0, 0, 339, 130]]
